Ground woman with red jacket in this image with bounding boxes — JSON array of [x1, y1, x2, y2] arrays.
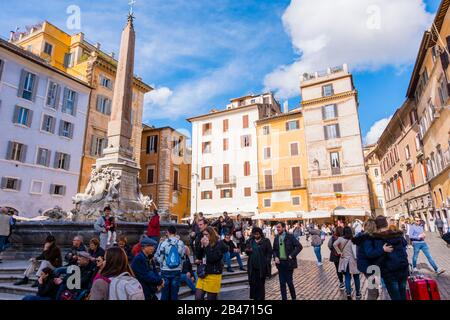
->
[[147, 210, 160, 243]]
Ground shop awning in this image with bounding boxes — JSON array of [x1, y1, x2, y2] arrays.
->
[[303, 211, 332, 219], [334, 209, 368, 217], [252, 212, 276, 220], [273, 212, 304, 220]]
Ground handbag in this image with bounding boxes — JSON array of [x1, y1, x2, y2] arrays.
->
[[197, 264, 207, 279]]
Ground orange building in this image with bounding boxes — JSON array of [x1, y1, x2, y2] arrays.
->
[[140, 125, 191, 222]]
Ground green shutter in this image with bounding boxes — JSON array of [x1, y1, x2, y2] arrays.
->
[[26, 109, 33, 127], [12, 105, 20, 123], [31, 74, 39, 102], [17, 70, 26, 98], [62, 88, 69, 113]]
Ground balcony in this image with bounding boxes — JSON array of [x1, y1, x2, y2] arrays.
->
[[257, 179, 307, 192], [331, 167, 341, 175], [214, 176, 237, 187], [302, 64, 348, 82]]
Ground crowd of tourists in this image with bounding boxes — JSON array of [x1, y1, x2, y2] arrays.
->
[[1, 205, 449, 301]]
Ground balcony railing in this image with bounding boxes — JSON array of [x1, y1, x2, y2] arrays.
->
[[214, 176, 237, 186], [302, 64, 348, 81], [331, 167, 341, 175], [257, 179, 306, 192]]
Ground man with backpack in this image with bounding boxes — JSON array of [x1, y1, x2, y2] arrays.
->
[[155, 226, 185, 300]]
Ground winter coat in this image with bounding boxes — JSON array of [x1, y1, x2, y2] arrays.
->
[[245, 237, 273, 279], [37, 273, 59, 299], [273, 233, 302, 270], [223, 239, 238, 253], [131, 252, 163, 300], [64, 244, 87, 265], [327, 235, 341, 263], [147, 214, 160, 237], [155, 236, 185, 271], [36, 243, 62, 268], [309, 228, 323, 247], [196, 241, 228, 275], [333, 237, 359, 274], [88, 247, 105, 259], [222, 217, 234, 235], [365, 230, 409, 281], [352, 232, 376, 274], [94, 216, 107, 234]]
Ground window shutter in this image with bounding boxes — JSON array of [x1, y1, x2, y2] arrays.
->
[[285, 122, 289, 131], [54, 152, 60, 168], [62, 88, 69, 113], [41, 116, 47, 131], [6, 141, 13, 160], [146, 136, 150, 154], [0, 59, 4, 81], [12, 105, 20, 123], [322, 106, 326, 120], [336, 124, 341, 138], [15, 179, 22, 191], [54, 85, 61, 109], [333, 104, 338, 117], [62, 186, 67, 196], [69, 123, 74, 139], [243, 115, 249, 128], [103, 138, 108, 151], [50, 117, 56, 133], [31, 75, 39, 102], [17, 70, 26, 98], [65, 154, 71, 170], [26, 109, 33, 127], [96, 95, 102, 112], [201, 167, 205, 180], [1, 177, 7, 189], [106, 99, 112, 115], [50, 184, 55, 195], [72, 92, 78, 116], [20, 144, 27, 163], [324, 126, 329, 140], [90, 137, 96, 156], [58, 120, 64, 136], [295, 120, 299, 129], [46, 150, 52, 167]]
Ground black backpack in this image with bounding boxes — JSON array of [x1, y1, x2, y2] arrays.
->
[[443, 232, 450, 245]]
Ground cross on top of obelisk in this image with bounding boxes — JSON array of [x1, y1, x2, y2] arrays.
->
[[129, 0, 136, 16]]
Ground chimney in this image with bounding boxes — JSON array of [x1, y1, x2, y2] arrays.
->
[[95, 42, 101, 50], [9, 31, 15, 42], [110, 52, 115, 59], [283, 101, 289, 113]]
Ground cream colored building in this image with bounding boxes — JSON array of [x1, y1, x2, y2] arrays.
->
[[300, 64, 371, 222], [364, 144, 386, 217]]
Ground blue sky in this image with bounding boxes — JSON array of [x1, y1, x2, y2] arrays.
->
[[0, 0, 442, 144]]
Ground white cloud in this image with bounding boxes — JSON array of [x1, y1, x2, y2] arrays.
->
[[364, 116, 392, 145], [264, 0, 433, 99], [145, 87, 173, 106]]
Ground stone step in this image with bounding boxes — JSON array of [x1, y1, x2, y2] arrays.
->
[[0, 292, 25, 301], [180, 284, 251, 300], [0, 283, 38, 296], [0, 274, 37, 283]]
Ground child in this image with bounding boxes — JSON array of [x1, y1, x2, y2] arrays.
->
[[106, 216, 117, 246]]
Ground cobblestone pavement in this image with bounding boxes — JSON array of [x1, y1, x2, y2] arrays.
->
[[219, 232, 450, 300]]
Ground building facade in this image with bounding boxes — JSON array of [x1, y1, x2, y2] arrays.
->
[[405, 0, 450, 229], [140, 125, 191, 222], [255, 110, 309, 220], [0, 38, 90, 216], [188, 93, 281, 217], [10, 21, 152, 193], [364, 144, 386, 217], [300, 64, 371, 221]]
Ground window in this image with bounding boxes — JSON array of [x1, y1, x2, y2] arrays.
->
[[330, 151, 341, 175], [46, 82, 60, 108], [173, 169, 179, 191], [147, 166, 155, 184], [0, 177, 21, 191], [0, 59, 4, 81], [43, 42, 53, 56], [221, 189, 233, 199], [263, 125, 270, 135], [286, 120, 299, 131], [263, 147, 271, 160], [36, 148, 51, 167], [54, 152, 70, 171], [396, 175, 404, 194], [50, 184, 66, 196], [30, 180, 43, 194], [374, 168, 379, 177], [241, 135, 251, 148], [6, 141, 27, 162], [96, 95, 112, 115], [59, 121, 74, 139], [409, 110, 418, 125], [18, 70, 37, 101], [201, 191, 213, 200], [91, 136, 107, 157], [322, 104, 337, 120], [290, 143, 299, 156], [202, 123, 212, 136], [405, 145, 411, 160], [100, 75, 113, 89], [146, 135, 158, 153], [172, 138, 183, 156], [13, 106, 32, 127], [223, 138, 228, 151], [63, 53, 74, 68], [291, 166, 302, 187], [244, 161, 251, 176], [243, 115, 249, 129], [263, 198, 271, 208], [322, 84, 334, 97], [223, 119, 229, 132], [202, 141, 211, 153], [264, 170, 273, 190], [333, 183, 343, 193], [415, 134, 422, 151], [244, 187, 251, 197], [62, 88, 77, 116], [292, 196, 300, 206], [201, 166, 212, 180], [378, 199, 384, 208], [324, 124, 340, 140], [438, 75, 448, 106], [223, 164, 230, 183], [409, 169, 416, 188]]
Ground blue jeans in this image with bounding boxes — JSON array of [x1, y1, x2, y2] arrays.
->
[[22, 295, 53, 301], [224, 252, 244, 269], [161, 270, 181, 301], [180, 272, 197, 293], [344, 266, 361, 296], [313, 246, 322, 263], [412, 241, 438, 271], [384, 277, 407, 300], [277, 261, 296, 300]]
